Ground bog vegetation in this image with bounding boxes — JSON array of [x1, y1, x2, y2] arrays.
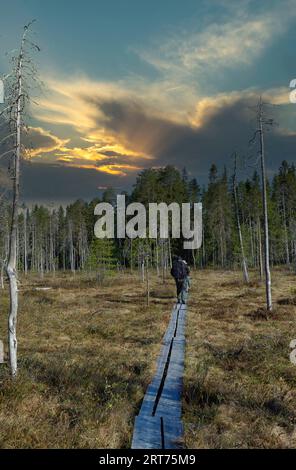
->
[[0, 269, 295, 448]]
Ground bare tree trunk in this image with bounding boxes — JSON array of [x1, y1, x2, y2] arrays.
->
[[192, 249, 196, 269], [282, 193, 290, 266], [259, 98, 272, 311], [6, 31, 25, 377], [161, 240, 165, 284], [40, 247, 44, 279], [249, 219, 254, 267], [130, 238, 133, 271], [202, 224, 205, 267], [68, 220, 75, 274], [220, 232, 224, 267], [257, 217, 263, 280], [0, 259, 5, 288], [23, 209, 28, 274], [146, 257, 150, 306], [168, 236, 172, 268], [233, 154, 249, 283], [5, 22, 38, 375], [155, 240, 160, 276]]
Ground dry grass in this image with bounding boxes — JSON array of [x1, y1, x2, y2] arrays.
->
[[183, 268, 296, 448], [0, 271, 175, 449], [1, 268, 296, 448]]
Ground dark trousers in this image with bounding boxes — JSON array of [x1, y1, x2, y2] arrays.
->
[[175, 279, 184, 299]]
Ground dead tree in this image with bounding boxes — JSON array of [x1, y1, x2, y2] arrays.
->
[[232, 153, 249, 283], [146, 255, 150, 306], [257, 216, 263, 280], [258, 98, 272, 311], [249, 97, 273, 311], [1, 21, 39, 376], [0, 181, 9, 287], [24, 208, 28, 274]]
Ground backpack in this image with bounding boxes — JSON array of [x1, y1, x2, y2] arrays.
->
[[171, 259, 187, 280]]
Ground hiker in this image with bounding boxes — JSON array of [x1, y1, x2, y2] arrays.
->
[[183, 260, 191, 293], [170, 255, 187, 304]]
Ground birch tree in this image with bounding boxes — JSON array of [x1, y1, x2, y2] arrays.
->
[[232, 153, 249, 283], [250, 97, 273, 311], [259, 99, 273, 310], [1, 21, 39, 376]]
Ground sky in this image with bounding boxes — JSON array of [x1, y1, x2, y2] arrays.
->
[[1, 0, 296, 203]]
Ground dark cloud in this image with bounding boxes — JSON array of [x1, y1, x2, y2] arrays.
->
[[3, 96, 296, 203], [23, 127, 65, 153], [90, 95, 296, 180], [21, 161, 132, 204], [97, 98, 186, 157], [0, 122, 63, 153]]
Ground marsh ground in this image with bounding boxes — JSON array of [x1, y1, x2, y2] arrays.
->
[[0, 268, 295, 448], [184, 268, 296, 448]]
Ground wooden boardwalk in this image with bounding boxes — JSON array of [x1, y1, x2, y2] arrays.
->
[[131, 301, 187, 449]]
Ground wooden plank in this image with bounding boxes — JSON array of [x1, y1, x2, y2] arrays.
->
[[154, 339, 185, 419], [162, 417, 184, 449], [132, 415, 162, 449], [131, 300, 188, 449], [138, 338, 172, 415]]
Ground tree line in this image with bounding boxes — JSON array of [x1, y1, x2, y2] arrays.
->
[[1, 161, 295, 281]]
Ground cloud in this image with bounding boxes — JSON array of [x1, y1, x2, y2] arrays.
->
[[135, 0, 296, 84], [25, 76, 159, 177], [82, 86, 295, 172], [190, 87, 291, 128], [21, 161, 130, 203], [24, 127, 69, 158], [23, 80, 296, 197], [27, 69, 296, 180], [22, 91, 296, 203], [56, 147, 142, 176], [16, 0, 296, 201], [27, 0, 295, 184]]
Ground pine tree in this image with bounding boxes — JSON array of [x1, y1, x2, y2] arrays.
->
[[86, 238, 118, 283]]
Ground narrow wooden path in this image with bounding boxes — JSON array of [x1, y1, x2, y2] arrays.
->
[[131, 301, 187, 449]]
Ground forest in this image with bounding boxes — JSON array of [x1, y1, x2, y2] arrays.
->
[[1, 161, 295, 282]]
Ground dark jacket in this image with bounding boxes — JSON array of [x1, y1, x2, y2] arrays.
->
[[171, 258, 187, 280]]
